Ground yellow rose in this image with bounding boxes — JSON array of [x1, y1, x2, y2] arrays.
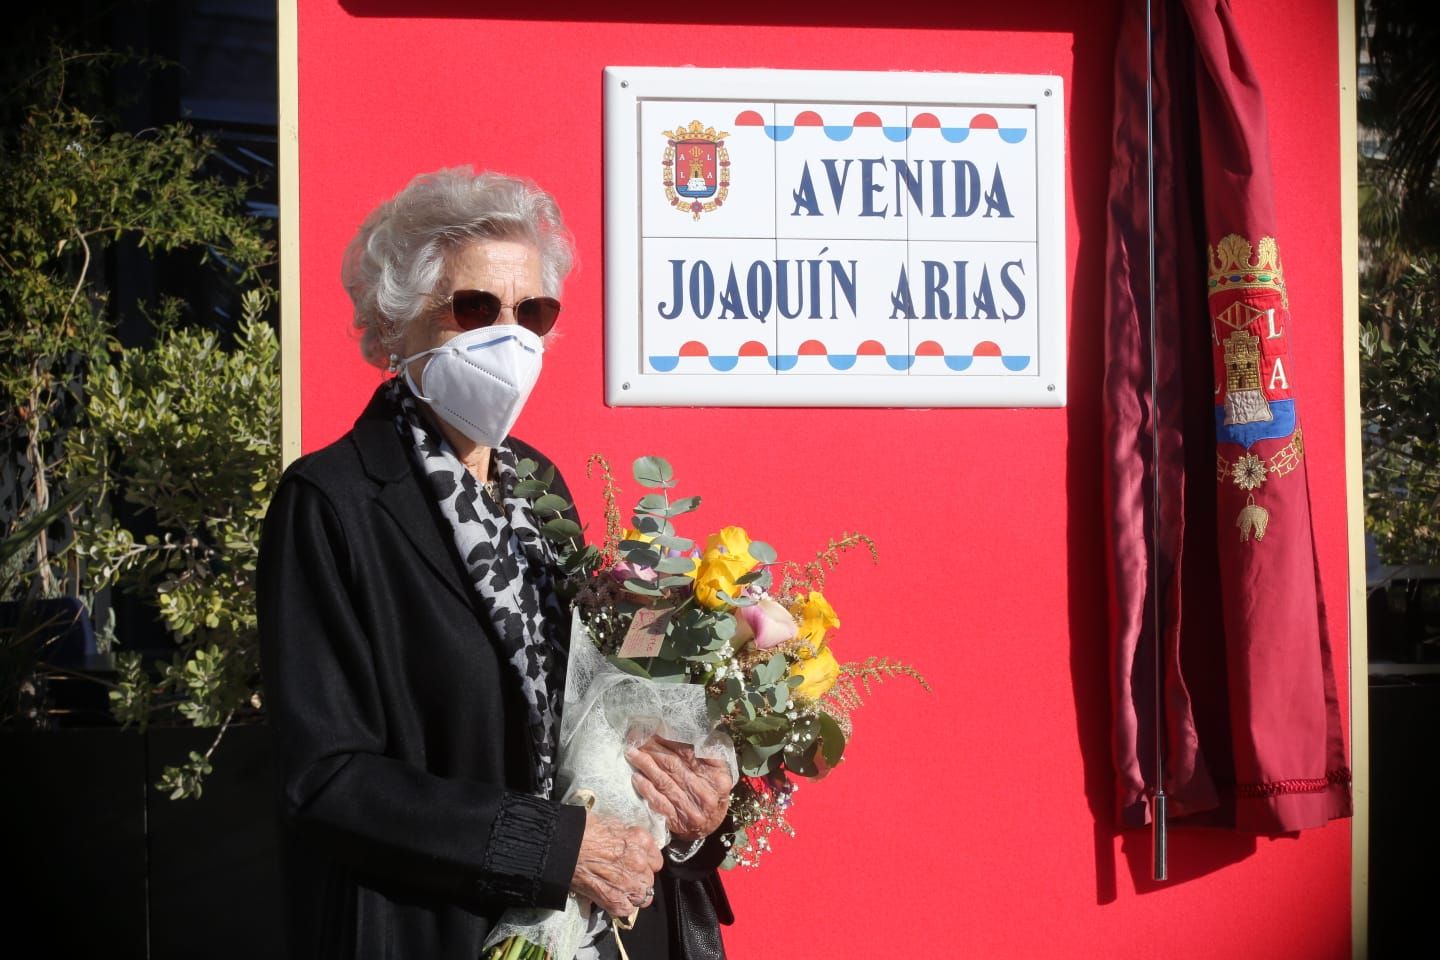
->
[[689, 526, 759, 609], [789, 647, 840, 700], [703, 526, 756, 566], [691, 552, 754, 609], [794, 591, 840, 653]]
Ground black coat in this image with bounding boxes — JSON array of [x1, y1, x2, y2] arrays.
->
[[258, 384, 730, 959]]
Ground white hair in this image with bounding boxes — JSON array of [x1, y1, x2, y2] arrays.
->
[[341, 167, 575, 367]]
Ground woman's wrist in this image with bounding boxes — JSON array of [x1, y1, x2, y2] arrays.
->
[[666, 836, 706, 863]]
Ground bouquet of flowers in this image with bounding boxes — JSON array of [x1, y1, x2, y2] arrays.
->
[[483, 455, 927, 960]]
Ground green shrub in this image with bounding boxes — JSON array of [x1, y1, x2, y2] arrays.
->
[[1, 47, 277, 797]]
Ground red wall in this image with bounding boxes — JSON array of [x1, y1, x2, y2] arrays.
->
[[296, 2, 1353, 956]]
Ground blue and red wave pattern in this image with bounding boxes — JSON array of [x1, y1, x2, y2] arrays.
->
[[733, 110, 1028, 144], [648, 339, 1031, 373]]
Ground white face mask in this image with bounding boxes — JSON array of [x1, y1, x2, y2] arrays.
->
[[391, 324, 544, 448]]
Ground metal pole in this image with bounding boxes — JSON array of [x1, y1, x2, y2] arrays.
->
[[1145, 0, 1169, 884]]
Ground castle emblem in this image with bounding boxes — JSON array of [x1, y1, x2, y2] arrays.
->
[[1217, 301, 1274, 427], [662, 121, 730, 220]]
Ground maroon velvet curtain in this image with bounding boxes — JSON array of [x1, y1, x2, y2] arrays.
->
[[1103, 0, 1351, 834]]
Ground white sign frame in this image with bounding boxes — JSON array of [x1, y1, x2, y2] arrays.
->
[[603, 66, 1066, 407]]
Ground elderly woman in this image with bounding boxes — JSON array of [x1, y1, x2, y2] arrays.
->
[[258, 168, 734, 959]]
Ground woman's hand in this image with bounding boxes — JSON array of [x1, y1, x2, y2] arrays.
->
[[628, 737, 734, 841], [571, 811, 663, 918]]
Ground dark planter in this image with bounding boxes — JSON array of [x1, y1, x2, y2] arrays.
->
[[0, 726, 148, 955], [0, 723, 286, 959], [1369, 672, 1440, 960]]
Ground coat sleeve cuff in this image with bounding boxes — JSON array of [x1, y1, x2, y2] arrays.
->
[[476, 793, 585, 910], [536, 799, 586, 908]]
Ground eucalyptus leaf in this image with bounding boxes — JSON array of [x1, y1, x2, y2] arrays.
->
[[714, 589, 756, 607], [700, 632, 731, 653], [787, 746, 819, 778], [747, 540, 777, 564], [633, 455, 675, 489], [636, 493, 669, 512], [682, 647, 722, 663], [655, 556, 696, 574], [532, 493, 570, 515], [668, 495, 702, 515], [789, 715, 817, 750], [513, 479, 548, 498], [646, 656, 689, 680], [665, 625, 708, 660], [817, 711, 847, 767], [561, 545, 601, 573], [632, 515, 665, 536], [623, 578, 664, 597], [770, 682, 790, 712], [753, 653, 788, 687], [630, 516, 675, 538], [657, 575, 695, 589], [618, 543, 662, 568], [542, 517, 582, 539], [678, 607, 709, 629], [740, 741, 785, 776], [737, 714, 789, 736], [707, 694, 728, 725], [649, 533, 694, 552], [514, 457, 539, 478], [606, 656, 653, 679]]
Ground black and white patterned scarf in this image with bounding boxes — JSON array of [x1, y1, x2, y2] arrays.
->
[[389, 379, 568, 798]]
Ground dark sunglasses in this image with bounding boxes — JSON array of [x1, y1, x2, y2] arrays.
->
[[445, 289, 562, 337]]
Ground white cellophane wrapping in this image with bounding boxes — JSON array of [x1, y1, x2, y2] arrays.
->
[[482, 609, 737, 960]]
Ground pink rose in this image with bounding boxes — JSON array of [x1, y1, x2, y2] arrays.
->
[[733, 597, 799, 651], [609, 560, 658, 585]]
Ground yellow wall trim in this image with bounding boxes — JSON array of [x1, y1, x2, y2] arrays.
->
[[1338, 1, 1369, 957], [278, 0, 302, 467]]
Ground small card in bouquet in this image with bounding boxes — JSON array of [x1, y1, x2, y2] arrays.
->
[[617, 607, 669, 658]]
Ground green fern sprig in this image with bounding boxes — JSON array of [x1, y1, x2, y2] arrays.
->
[[820, 656, 931, 734], [778, 532, 878, 599]]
